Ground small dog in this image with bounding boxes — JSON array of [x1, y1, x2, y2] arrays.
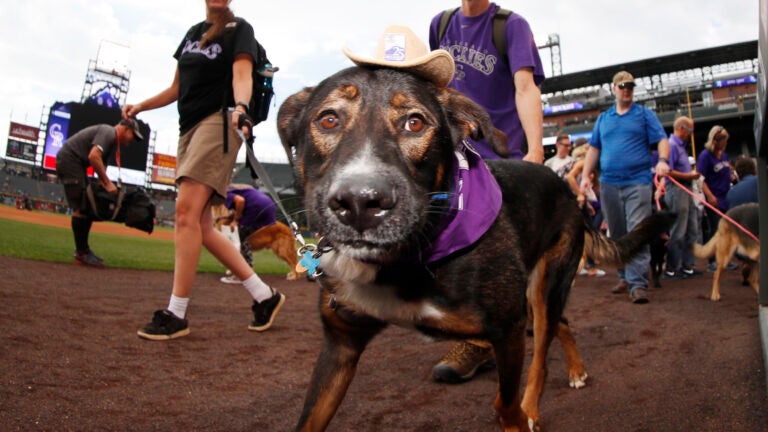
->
[[211, 204, 301, 281], [693, 202, 759, 301]]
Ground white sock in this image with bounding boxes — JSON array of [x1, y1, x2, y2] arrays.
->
[[242, 274, 273, 302], [167, 294, 189, 319]]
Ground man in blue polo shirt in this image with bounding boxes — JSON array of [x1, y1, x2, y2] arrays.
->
[[579, 70, 670, 304]]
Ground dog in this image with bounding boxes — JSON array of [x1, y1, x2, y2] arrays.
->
[[693, 202, 759, 301], [649, 231, 669, 288], [211, 204, 301, 281], [277, 62, 671, 431]]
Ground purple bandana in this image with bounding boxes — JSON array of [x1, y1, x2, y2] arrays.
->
[[423, 141, 502, 263]]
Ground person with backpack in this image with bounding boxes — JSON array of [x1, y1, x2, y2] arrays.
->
[[427, 0, 545, 384], [122, 0, 285, 341]]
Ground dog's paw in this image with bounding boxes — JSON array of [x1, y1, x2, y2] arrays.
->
[[528, 417, 541, 432], [569, 372, 588, 389]]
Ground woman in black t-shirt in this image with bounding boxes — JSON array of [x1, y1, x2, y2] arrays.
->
[[122, 0, 285, 341]]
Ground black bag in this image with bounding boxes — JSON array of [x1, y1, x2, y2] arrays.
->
[[85, 182, 155, 234], [223, 18, 276, 125]]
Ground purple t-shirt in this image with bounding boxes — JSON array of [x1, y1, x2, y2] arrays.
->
[[697, 149, 731, 211], [429, 3, 545, 160], [225, 186, 276, 229], [666, 133, 693, 184]]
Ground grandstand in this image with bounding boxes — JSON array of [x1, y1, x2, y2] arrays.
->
[[1, 39, 760, 221]]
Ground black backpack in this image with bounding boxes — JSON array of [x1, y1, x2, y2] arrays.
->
[[437, 7, 513, 66], [221, 18, 278, 152]]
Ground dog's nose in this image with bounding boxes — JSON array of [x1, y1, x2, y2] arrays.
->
[[328, 178, 396, 232]]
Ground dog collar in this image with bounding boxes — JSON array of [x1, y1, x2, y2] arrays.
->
[[422, 141, 503, 264]]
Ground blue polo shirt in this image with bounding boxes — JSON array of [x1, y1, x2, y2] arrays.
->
[[590, 104, 667, 186]]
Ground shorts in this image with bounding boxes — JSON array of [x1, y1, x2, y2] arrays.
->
[[56, 153, 88, 212], [177, 111, 242, 205]]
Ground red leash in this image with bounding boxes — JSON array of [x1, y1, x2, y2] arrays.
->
[[654, 174, 759, 244]]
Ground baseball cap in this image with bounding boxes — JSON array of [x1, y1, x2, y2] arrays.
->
[[613, 71, 635, 87], [120, 118, 144, 141], [343, 24, 455, 88]]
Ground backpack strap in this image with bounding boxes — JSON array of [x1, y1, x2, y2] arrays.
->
[[492, 8, 512, 67], [437, 7, 512, 67], [437, 7, 460, 42]]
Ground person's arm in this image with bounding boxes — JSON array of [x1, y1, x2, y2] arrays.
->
[[700, 179, 718, 206], [230, 194, 246, 228], [654, 138, 671, 177], [579, 146, 600, 196], [669, 169, 701, 182], [87, 146, 117, 194], [122, 68, 180, 119], [514, 68, 544, 164], [566, 159, 585, 205], [231, 53, 254, 134]]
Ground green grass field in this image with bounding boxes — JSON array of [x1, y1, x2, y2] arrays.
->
[[0, 217, 292, 274]]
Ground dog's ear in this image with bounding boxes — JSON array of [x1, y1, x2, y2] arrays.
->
[[277, 87, 315, 167], [438, 89, 509, 158]]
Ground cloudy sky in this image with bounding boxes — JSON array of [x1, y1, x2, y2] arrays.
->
[[0, 0, 758, 164]]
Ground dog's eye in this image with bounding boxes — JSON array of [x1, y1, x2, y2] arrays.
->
[[317, 111, 340, 130], [404, 115, 425, 133]]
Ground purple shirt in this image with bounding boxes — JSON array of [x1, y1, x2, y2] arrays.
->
[[666, 133, 693, 184], [697, 149, 730, 211], [225, 186, 276, 229], [429, 3, 545, 160]]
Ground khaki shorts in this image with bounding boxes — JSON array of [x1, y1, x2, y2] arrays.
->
[[177, 111, 242, 205]]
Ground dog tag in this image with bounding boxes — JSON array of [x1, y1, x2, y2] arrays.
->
[[298, 250, 321, 276]]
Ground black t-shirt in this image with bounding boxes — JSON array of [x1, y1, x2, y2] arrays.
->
[[57, 124, 117, 169], [174, 18, 262, 134]]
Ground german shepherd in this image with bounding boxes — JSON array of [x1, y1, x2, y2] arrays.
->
[[277, 66, 672, 431], [693, 202, 759, 301], [211, 204, 301, 281]]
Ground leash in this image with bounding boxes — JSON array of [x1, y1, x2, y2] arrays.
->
[[235, 127, 308, 246], [654, 173, 759, 243], [235, 126, 326, 275]]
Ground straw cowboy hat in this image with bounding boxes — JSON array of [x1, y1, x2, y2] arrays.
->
[[343, 24, 455, 88]]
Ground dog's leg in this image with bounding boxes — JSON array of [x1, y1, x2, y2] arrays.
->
[[711, 236, 737, 302], [519, 260, 553, 432], [296, 291, 386, 432], [492, 323, 530, 432], [556, 318, 588, 389]]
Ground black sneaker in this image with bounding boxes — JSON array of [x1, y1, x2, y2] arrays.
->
[[662, 270, 683, 280], [74, 249, 104, 268], [249, 289, 285, 332], [681, 267, 703, 277], [137, 309, 190, 341]]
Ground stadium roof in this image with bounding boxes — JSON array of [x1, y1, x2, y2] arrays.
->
[[541, 40, 758, 94]]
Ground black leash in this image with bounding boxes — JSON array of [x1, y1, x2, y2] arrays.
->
[[234, 111, 328, 277]]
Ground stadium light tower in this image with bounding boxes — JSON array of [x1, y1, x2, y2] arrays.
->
[[538, 33, 562, 77], [80, 40, 131, 109]]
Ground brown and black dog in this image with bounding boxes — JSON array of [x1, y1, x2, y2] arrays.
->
[[694, 202, 759, 301], [277, 66, 671, 431], [212, 204, 301, 281]]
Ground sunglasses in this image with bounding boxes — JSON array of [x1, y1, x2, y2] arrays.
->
[[617, 82, 636, 90], [682, 125, 693, 133]]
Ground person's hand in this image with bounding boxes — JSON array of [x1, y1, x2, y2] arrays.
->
[[579, 177, 593, 197], [655, 160, 670, 177], [232, 109, 255, 144], [122, 103, 141, 121], [691, 171, 701, 180], [523, 148, 544, 164], [104, 180, 118, 195]]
